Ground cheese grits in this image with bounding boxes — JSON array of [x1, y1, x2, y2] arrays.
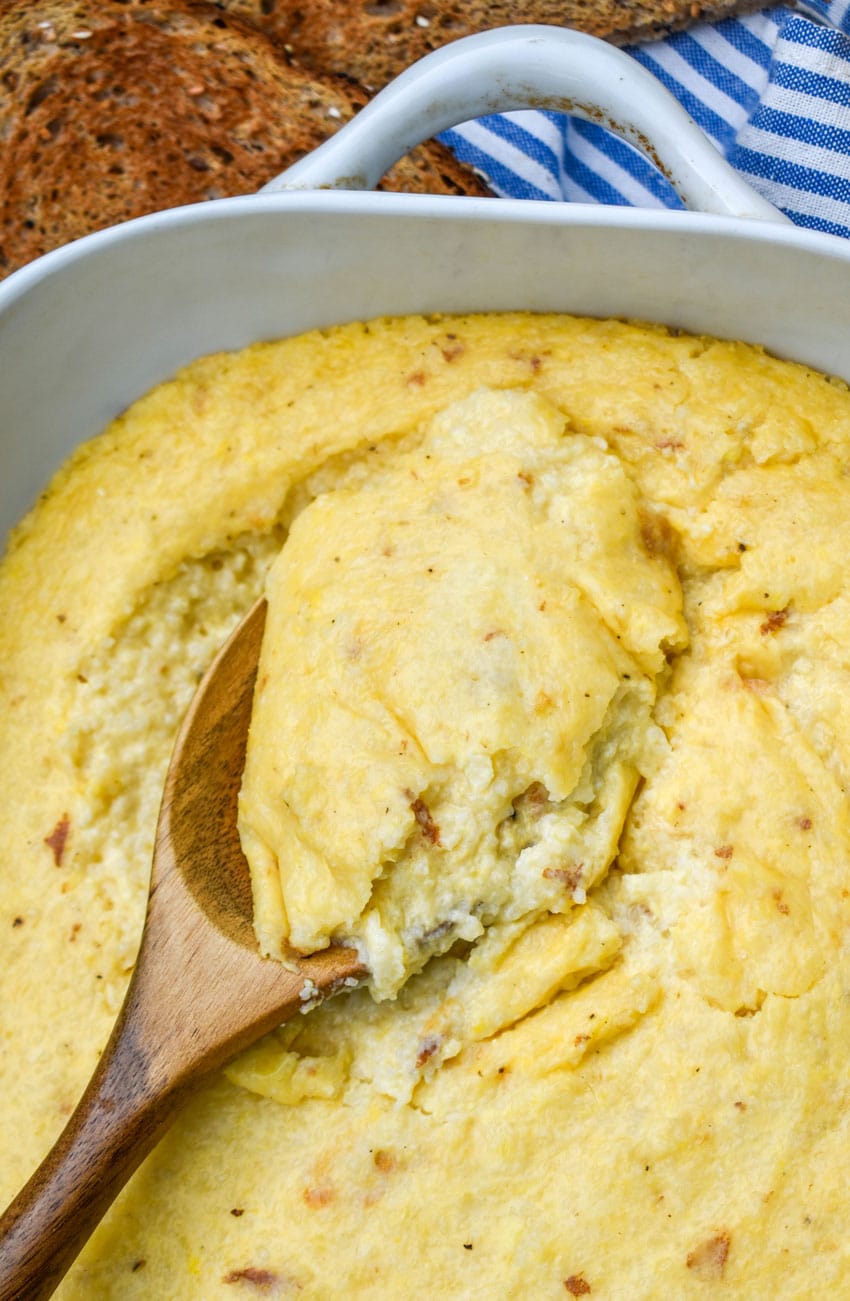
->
[[2, 313, 850, 1297]]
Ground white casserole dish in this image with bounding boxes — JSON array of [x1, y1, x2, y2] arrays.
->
[[2, 25, 850, 1295], [1, 24, 849, 547]]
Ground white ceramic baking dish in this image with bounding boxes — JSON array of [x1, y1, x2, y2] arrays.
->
[[2, 23, 849, 547]]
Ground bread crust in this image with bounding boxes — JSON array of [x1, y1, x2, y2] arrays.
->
[[0, 0, 490, 278], [212, 0, 777, 89]]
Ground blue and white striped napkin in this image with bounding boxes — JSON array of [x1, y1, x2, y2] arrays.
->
[[441, 2, 850, 237]]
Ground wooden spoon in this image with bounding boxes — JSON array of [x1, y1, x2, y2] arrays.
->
[[0, 597, 366, 1301]]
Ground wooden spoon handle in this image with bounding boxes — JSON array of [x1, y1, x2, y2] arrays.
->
[[0, 597, 367, 1297], [0, 998, 191, 1301], [0, 920, 363, 1299]]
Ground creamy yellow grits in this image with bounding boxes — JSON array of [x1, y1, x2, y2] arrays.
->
[[3, 313, 850, 1297]]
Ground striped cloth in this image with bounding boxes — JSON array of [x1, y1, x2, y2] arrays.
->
[[440, 2, 850, 237]]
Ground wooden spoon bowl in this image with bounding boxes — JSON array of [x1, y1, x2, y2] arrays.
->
[[0, 597, 366, 1301]]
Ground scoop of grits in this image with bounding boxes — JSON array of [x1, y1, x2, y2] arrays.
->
[[4, 312, 850, 1297], [238, 386, 686, 996]]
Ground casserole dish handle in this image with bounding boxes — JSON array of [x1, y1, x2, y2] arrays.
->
[[262, 24, 786, 223]]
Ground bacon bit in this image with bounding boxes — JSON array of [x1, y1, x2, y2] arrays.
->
[[373, 1149, 397, 1173], [798, 816, 813, 831], [773, 889, 790, 916], [406, 370, 427, 387], [686, 1232, 731, 1280], [69, 922, 82, 942], [573, 1033, 590, 1047], [483, 629, 506, 642], [539, 600, 547, 611], [676, 801, 686, 810], [410, 796, 441, 846], [230, 1207, 245, 1217], [508, 349, 548, 372], [543, 864, 584, 892], [440, 340, 465, 362], [12, 917, 23, 928], [714, 845, 733, 861], [654, 438, 685, 452], [734, 1100, 747, 1111], [639, 509, 679, 562], [516, 781, 549, 813], [223, 1267, 280, 1288], [517, 470, 534, 487], [45, 814, 70, 866], [564, 1275, 591, 1296], [415, 1035, 442, 1068], [303, 1185, 335, 1208], [418, 918, 453, 948], [760, 607, 789, 635]]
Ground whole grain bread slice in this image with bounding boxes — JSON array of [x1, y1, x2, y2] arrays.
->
[[0, 0, 490, 278], [212, 0, 778, 90]]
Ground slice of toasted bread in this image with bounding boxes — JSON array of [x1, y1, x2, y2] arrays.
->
[[211, 0, 777, 90], [0, 1, 490, 278]]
